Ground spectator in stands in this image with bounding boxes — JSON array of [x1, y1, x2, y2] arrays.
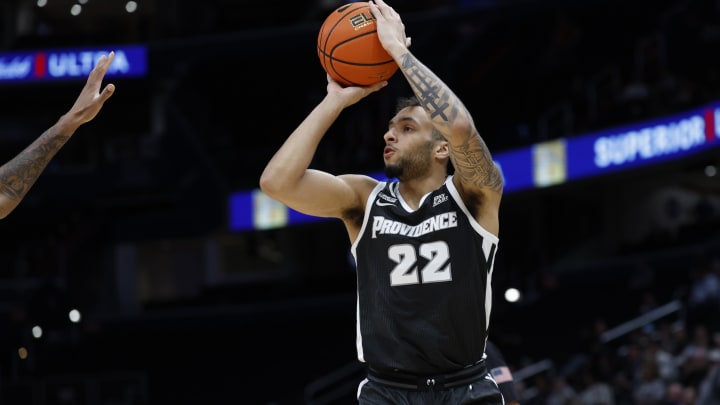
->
[[577, 363, 615, 405], [645, 336, 678, 383], [0, 52, 115, 219], [696, 349, 720, 405], [632, 359, 666, 404], [686, 258, 720, 332], [676, 324, 714, 387], [663, 382, 689, 405], [546, 375, 581, 405]]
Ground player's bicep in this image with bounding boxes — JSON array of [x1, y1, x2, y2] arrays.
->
[[277, 170, 363, 219]]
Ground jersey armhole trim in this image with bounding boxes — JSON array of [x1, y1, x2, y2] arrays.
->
[[350, 181, 387, 260], [445, 175, 499, 245]]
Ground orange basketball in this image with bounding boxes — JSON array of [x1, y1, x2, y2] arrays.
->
[[317, 2, 399, 87]]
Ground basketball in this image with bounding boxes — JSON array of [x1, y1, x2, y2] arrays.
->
[[317, 2, 399, 87]]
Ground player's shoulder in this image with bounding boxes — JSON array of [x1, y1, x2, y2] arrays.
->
[[339, 173, 381, 191], [338, 173, 382, 205]]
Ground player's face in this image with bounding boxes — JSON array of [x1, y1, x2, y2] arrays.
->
[[383, 106, 436, 180]]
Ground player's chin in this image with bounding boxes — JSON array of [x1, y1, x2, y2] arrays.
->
[[384, 163, 401, 179], [383, 156, 398, 169]]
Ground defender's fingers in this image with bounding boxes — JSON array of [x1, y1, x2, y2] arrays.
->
[[100, 84, 116, 101]]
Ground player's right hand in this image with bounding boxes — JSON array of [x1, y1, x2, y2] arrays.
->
[[326, 73, 387, 106]]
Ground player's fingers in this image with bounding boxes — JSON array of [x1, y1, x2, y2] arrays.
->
[[104, 51, 115, 69], [367, 1, 380, 19], [92, 51, 115, 78], [367, 80, 388, 93], [369, 0, 392, 19], [100, 84, 116, 101]]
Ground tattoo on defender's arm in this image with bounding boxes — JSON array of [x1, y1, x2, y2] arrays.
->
[[0, 131, 69, 200]]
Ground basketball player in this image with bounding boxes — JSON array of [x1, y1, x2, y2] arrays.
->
[[260, 0, 504, 403], [0, 52, 115, 220]]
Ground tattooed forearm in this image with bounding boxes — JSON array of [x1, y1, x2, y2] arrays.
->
[[399, 53, 460, 126], [399, 52, 504, 194], [0, 130, 70, 200]]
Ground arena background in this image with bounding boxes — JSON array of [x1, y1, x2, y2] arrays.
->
[[1, 0, 719, 404]]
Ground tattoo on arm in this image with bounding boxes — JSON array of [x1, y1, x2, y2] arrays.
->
[[399, 53, 457, 127], [451, 137, 504, 193], [0, 130, 70, 200], [399, 53, 503, 194]]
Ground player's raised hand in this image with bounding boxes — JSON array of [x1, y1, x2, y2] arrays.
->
[[368, 0, 411, 57], [65, 51, 116, 126]]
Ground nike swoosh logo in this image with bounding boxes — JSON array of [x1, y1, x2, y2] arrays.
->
[[376, 200, 395, 207]]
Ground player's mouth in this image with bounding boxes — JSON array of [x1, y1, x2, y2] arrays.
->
[[383, 146, 395, 159]]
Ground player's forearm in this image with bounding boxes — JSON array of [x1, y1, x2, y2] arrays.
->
[[396, 51, 502, 193], [0, 124, 72, 218], [394, 51, 474, 141], [53, 109, 87, 137], [260, 95, 344, 196]]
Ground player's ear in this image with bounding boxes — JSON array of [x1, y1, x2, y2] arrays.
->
[[434, 140, 449, 160]]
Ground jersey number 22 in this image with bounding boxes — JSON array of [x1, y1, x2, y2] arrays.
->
[[388, 241, 451, 286]]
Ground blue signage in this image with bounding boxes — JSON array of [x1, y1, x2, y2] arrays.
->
[[564, 105, 715, 181], [0, 44, 147, 83]]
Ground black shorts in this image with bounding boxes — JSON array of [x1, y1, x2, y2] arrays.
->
[[357, 364, 504, 405]]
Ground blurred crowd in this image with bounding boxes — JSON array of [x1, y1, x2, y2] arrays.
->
[[516, 256, 720, 405]]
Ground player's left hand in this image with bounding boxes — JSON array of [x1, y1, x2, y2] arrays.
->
[[369, 0, 410, 57]]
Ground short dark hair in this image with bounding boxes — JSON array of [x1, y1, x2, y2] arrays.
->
[[394, 96, 444, 142], [394, 96, 420, 114]]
